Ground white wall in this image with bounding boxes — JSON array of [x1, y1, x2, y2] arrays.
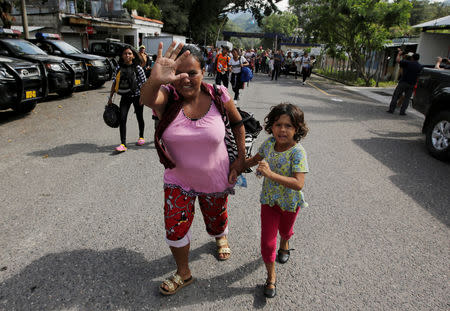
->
[[416, 32, 450, 65]]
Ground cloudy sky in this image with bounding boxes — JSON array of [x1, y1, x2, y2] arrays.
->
[[276, 0, 290, 11]]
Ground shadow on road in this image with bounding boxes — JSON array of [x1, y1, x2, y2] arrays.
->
[[0, 110, 32, 126], [0, 245, 265, 310], [354, 135, 450, 227], [26, 142, 156, 158]]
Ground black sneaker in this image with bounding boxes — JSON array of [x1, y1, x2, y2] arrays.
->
[[386, 110, 394, 114], [399, 112, 407, 116]]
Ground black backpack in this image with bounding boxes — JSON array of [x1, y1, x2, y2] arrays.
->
[[117, 65, 138, 95]]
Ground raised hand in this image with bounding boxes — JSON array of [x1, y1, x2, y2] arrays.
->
[[149, 41, 191, 85]]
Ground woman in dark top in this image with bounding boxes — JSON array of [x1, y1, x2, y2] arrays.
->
[[107, 46, 147, 152]]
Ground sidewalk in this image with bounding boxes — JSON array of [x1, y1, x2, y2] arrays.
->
[[343, 86, 394, 106], [312, 74, 423, 118]]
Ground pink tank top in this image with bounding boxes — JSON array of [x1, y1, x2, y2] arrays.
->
[[162, 84, 233, 195]]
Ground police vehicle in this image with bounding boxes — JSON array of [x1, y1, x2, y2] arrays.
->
[[0, 32, 87, 97], [29, 33, 112, 88], [87, 38, 131, 67], [0, 55, 45, 112]]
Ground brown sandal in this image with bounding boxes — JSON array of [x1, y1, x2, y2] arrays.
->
[[159, 273, 194, 295], [216, 237, 231, 261]]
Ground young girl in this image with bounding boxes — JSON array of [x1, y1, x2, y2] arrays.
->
[[245, 103, 309, 298], [107, 46, 147, 152]]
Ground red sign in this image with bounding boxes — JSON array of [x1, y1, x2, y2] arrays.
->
[[86, 26, 94, 34]]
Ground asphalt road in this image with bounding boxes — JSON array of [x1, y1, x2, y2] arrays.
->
[[1, 73, 449, 311]]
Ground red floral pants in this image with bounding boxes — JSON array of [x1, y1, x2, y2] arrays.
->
[[164, 187, 228, 243]]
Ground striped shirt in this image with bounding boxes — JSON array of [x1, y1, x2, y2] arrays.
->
[[112, 64, 146, 97]]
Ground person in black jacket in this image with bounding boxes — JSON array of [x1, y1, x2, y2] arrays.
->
[[107, 46, 147, 152], [387, 49, 423, 116]]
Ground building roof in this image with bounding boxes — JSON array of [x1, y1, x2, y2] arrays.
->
[[413, 15, 450, 29], [61, 13, 132, 29], [11, 26, 45, 33], [132, 15, 163, 25]]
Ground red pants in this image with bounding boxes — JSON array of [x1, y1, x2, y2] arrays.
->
[[261, 204, 300, 263], [164, 187, 228, 247]]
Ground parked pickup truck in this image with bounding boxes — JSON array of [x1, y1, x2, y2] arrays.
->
[[29, 33, 113, 88], [87, 38, 131, 68], [412, 67, 450, 161], [0, 56, 45, 113]]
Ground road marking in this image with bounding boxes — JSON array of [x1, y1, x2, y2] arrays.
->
[[331, 98, 343, 102], [308, 81, 332, 96]]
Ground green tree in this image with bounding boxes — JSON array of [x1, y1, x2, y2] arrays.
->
[[291, 0, 411, 86], [123, 0, 162, 19], [224, 20, 262, 49], [261, 11, 298, 35], [409, 0, 450, 27], [260, 11, 298, 49], [153, 0, 281, 44]]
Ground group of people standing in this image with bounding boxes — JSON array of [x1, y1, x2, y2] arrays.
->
[[101, 41, 310, 299], [212, 46, 250, 101], [203, 45, 316, 103]]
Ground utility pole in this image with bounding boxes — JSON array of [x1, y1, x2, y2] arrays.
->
[[21, 0, 29, 39]]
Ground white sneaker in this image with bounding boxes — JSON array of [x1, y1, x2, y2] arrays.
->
[[303, 82, 306, 85]]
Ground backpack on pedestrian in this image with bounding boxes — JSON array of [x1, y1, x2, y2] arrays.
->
[[240, 66, 253, 83], [115, 65, 138, 95]]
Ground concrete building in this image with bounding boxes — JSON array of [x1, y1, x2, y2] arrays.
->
[[413, 15, 450, 65], [10, 0, 163, 50]]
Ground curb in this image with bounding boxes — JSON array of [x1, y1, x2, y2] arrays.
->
[[312, 72, 395, 105]]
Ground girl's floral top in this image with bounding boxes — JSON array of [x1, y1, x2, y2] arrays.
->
[[258, 137, 309, 212]]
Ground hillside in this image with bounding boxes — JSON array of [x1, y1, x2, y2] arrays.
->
[[227, 11, 261, 32]]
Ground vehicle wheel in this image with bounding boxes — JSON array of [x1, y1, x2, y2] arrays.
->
[[56, 89, 74, 97], [425, 111, 450, 161], [12, 101, 37, 114]]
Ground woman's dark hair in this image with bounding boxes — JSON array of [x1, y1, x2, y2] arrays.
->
[[264, 103, 308, 142], [118, 45, 141, 66], [177, 44, 205, 69]]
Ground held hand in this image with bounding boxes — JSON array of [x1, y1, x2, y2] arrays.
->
[[147, 42, 190, 85], [228, 168, 238, 184], [256, 160, 271, 178], [228, 157, 245, 184]]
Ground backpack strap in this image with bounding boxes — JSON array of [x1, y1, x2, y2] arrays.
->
[[211, 83, 242, 128], [154, 85, 183, 169]]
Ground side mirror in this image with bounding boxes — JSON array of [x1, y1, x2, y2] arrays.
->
[[0, 50, 9, 56], [53, 50, 62, 55], [82, 48, 89, 53]]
